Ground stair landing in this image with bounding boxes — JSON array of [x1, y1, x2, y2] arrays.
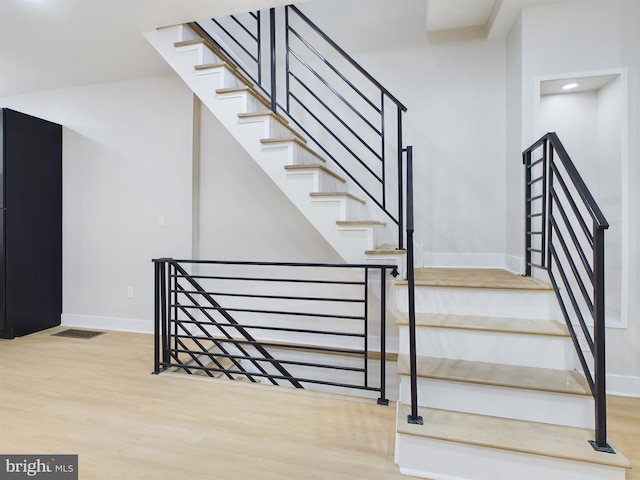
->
[[408, 267, 551, 290]]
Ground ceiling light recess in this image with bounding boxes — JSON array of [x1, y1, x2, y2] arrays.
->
[[561, 82, 580, 91]]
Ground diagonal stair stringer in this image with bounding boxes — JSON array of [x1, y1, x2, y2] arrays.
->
[[144, 24, 402, 267]]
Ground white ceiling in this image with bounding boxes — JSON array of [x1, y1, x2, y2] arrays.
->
[[426, 0, 561, 38], [427, 0, 496, 32], [0, 0, 295, 98], [0, 0, 567, 99]]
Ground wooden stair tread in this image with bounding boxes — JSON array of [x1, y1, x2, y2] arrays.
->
[[396, 355, 591, 396], [238, 110, 289, 123], [284, 163, 346, 183], [396, 312, 569, 337], [365, 244, 406, 255], [216, 84, 271, 108], [174, 39, 204, 48], [310, 191, 365, 204], [195, 62, 228, 71], [336, 220, 386, 227], [397, 405, 631, 469], [399, 268, 552, 290]]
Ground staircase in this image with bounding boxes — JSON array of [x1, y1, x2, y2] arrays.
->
[[145, 9, 630, 480], [394, 268, 630, 480], [144, 23, 403, 268]]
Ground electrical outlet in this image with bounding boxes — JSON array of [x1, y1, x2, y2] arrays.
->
[[127, 286, 134, 298]]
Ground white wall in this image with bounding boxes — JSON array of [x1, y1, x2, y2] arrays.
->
[[300, 0, 509, 268], [0, 72, 345, 334], [197, 103, 344, 263], [539, 83, 625, 328], [506, 14, 524, 272], [539, 91, 599, 170], [0, 75, 195, 331], [509, 0, 640, 394]]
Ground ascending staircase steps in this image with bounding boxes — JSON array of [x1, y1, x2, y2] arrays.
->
[[394, 268, 631, 480], [396, 405, 631, 480], [145, 19, 629, 480], [144, 24, 400, 266]]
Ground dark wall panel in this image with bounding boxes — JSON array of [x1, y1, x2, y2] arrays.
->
[[0, 108, 62, 338]]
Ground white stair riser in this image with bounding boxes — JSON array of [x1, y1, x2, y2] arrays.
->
[[175, 42, 220, 67], [288, 170, 347, 195], [310, 196, 366, 222], [216, 89, 266, 112], [398, 376, 594, 429], [395, 434, 625, 480], [262, 141, 324, 166], [175, 24, 199, 42], [395, 285, 558, 320], [398, 327, 576, 370], [238, 115, 296, 141]]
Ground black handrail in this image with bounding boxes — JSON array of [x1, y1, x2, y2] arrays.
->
[[153, 258, 396, 404], [522, 132, 612, 453], [193, 5, 408, 249]]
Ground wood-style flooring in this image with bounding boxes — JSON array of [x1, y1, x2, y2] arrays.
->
[[0, 328, 405, 479], [0, 327, 637, 479]]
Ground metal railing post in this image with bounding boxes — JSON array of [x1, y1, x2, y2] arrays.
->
[[364, 267, 369, 390], [378, 267, 389, 405], [153, 260, 162, 374], [162, 260, 170, 368], [398, 110, 405, 250], [543, 142, 550, 270], [152, 258, 170, 373], [591, 226, 613, 452], [523, 150, 532, 276], [269, 8, 277, 113], [256, 11, 262, 85], [405, 146, 422, 424]]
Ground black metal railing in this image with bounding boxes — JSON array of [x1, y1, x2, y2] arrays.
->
[[169, 6, 418, 418], [153, 258, 397, 404], [191, 5, 408, 248], [523, 132, 612, 453]]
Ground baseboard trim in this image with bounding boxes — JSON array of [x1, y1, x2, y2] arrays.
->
[[607, 374, 640, 398], [61, 314, 153, 334], [504, 254, 526, 275]]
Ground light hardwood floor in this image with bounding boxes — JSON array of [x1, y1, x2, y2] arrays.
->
[[0, 328, 637, 480]]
